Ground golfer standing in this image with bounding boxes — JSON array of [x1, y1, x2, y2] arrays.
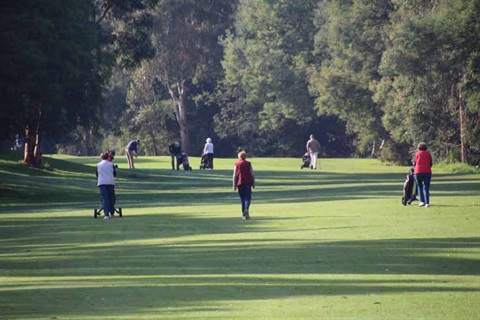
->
[[306, 134, 322, 170], [203, 138, 214, 169], [125, 139, 139, 169], [168, 141, 181, 170], [96, 152, 116, 219], [233, 151, 255, 220], [414, 142, 433, 207]]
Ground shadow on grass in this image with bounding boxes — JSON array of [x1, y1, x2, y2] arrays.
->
[[1, 214, 478, 277], [111, 169, 479, 209], [0, 213, 479, 318], [2, 162, 478, 213]]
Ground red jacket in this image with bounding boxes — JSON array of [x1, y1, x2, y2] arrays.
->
[[414, 150, 432, 174], [234, 159, 254, 186]]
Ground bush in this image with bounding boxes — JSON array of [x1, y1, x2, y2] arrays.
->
[[435, 161, 480, 174], [379, 141, 411, 165]]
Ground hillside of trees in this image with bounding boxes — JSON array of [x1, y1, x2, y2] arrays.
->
[[1, 0, 479, 165]]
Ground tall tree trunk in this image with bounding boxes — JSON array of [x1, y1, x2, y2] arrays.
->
[[24, 126, 36, 165], [24, 102, 43, 166], [33, 129, 43, 166], [453, 82, 466, 163], [168, 81, 191, 154], [149, 128, 159, 156], [23, 123, 42, 166], [458, 89, 466, 163], [84, 127, 94, 156]]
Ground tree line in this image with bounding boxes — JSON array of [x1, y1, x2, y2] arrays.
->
[[1, 0, 479, 165]]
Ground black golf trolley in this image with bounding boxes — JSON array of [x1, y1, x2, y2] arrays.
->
[[93, 187, 123, 218], [300, 153, 311, 169], [94, 206, 122, 218]]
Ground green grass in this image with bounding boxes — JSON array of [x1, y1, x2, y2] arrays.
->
[[0, 152, 479, 320]]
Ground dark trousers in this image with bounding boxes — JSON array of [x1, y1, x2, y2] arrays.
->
[[171, 154, 180, 170], [207, 153, 214, 169], [237, 185, 252, 214], [415, 173, 431, 204], [99, 185, 115, 217]]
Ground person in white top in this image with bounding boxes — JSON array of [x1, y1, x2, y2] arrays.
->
[[96, 152, 117, 219], [203, 138, 214, 169], [306, 134, 322, 170]]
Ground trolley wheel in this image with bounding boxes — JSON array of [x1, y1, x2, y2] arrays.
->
[[94, 209, 98, 218]]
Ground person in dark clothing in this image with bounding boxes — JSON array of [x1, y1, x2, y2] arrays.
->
[[233, 151, 255, 220], [125, 139, 139, 169], [168, 141, 182, 170]]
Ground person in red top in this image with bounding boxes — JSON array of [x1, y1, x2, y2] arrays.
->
[[414, 142, 433, 207], [233, 151, 255, 220]]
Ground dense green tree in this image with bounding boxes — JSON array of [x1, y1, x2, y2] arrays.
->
[[213, 84, 263, 155], [68, 0, 159, 156], [0, 1, 107, 165], [96, 0, 158, 68], [47, 0, 160, 157], [140, 0, 237, 154], [309, 0, 394, 157], [124, 62, 177, 155], [222, 0, 318, 128], [4, 0, 476, 163], [376, 0, 480, 163], [218, 0, 353, 156]]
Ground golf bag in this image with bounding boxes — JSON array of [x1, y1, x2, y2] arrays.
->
[[402, 168, 418, 206], [199, 153, 209, 170], [300, 153, 311, 169], [178, 151, 192, 171]]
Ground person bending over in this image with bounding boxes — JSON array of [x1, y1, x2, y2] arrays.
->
[[125, 139, 139, 169]]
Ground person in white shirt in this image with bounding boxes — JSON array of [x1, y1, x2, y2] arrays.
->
[[306, 134, 322, 170], [203, 138, 214, 169], [96, 152, 117, 219]]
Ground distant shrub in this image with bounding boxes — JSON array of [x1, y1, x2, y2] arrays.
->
[[435, 161, 480, 174], [42, 162, 53, 171], [379, 141, 411, 166]]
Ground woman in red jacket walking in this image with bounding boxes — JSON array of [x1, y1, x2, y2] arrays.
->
[[233, 151, 255, 220], [414, 142, 433, 207]]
